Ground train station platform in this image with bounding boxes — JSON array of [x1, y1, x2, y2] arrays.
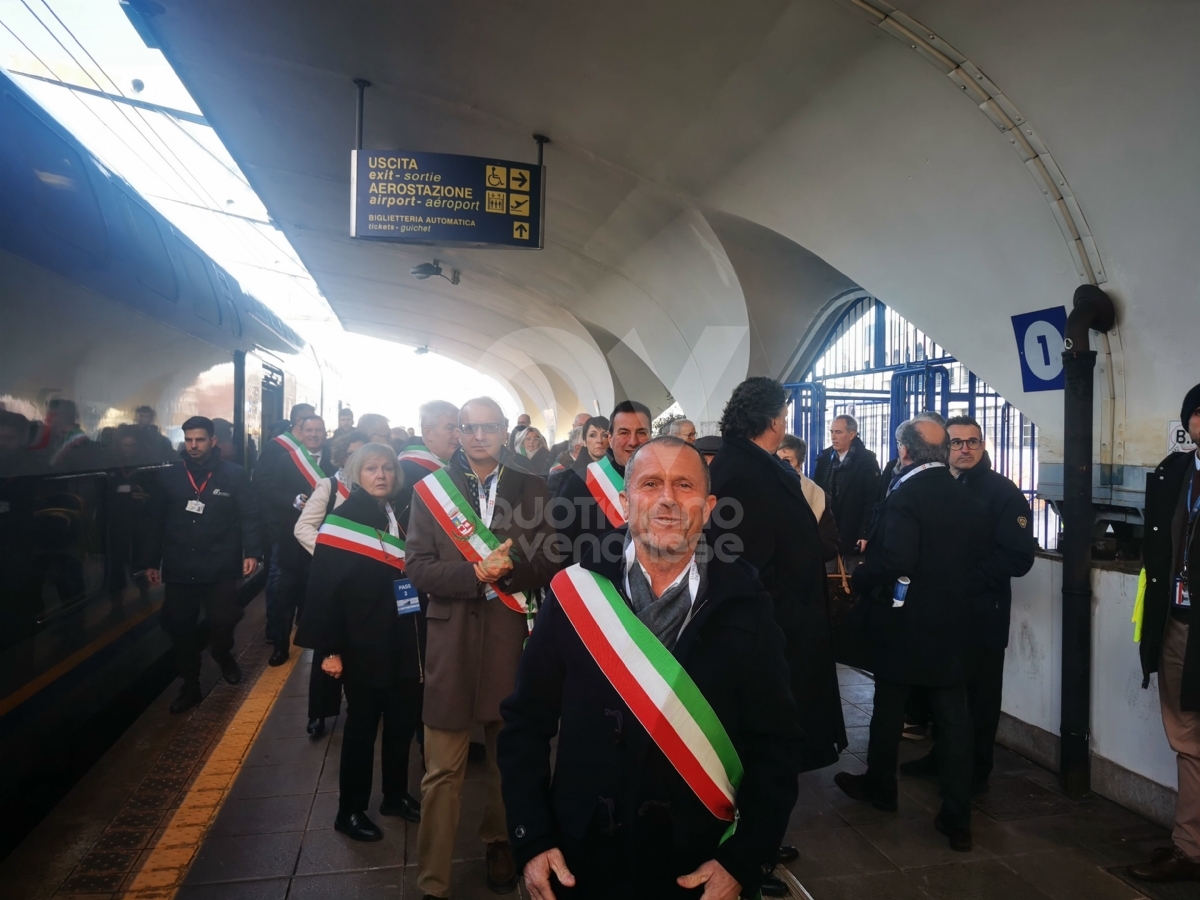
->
[[5, 630, 1185, 900]]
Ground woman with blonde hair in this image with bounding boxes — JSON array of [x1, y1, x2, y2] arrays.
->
[[519, 426, 551, 478], [295, 443, 424, 841]]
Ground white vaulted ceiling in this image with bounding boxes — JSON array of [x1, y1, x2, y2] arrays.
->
[[144, 0, 1200, 464]]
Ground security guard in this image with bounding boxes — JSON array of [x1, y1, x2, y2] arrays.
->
[[141, 416, 262, 714]]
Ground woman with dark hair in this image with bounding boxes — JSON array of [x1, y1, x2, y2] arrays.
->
[[707, 377, 847, 891], [294, 443, 424, 841], [573, 415, 611, 471]]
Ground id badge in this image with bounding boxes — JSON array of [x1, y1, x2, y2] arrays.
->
[[393, 578, 420, 616], [1175, 575, 1192, 608], [116, 484, 132, 494], [186, 499, 205, 514]]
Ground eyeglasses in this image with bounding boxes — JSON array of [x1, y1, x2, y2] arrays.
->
[[459, 422, 505, 435], [950, 438, 983, 450]]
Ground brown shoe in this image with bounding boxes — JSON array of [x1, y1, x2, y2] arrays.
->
[[486, 840, 518, 894], [1129, 845, 1200, 882]]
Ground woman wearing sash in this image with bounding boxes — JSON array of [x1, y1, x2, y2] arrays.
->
[[294, 443, 424, 842], [295, 428, 367, 738]]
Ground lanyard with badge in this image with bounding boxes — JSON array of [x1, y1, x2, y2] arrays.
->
[[476, 467, 503, 600], [185, 469, 211, 514], [382, 500, 420, 616], [1176, 474, 1200, 609], [887, 461, 945, 496]]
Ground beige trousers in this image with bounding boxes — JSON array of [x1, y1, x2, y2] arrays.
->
[[417, 721, 507, 898], [1160, 617, 1200, 860]]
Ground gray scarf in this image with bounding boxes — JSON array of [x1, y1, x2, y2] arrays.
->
[[623, 535, 709, 653]]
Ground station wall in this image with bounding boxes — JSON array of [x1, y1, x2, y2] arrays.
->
[[1002, 556, 1178, 824]]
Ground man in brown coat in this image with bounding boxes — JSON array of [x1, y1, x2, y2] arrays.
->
[[406, 397, 558, 900]]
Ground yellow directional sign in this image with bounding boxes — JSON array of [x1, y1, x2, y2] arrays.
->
[[508, 167, 531, 192], [485, 165, 507, 189], [513, 221, 530, 240], [509, 193, 531, 216], [485, 191, 507, 214]]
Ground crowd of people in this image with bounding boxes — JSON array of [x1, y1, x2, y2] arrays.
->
[[130, 376, 1200, 897]]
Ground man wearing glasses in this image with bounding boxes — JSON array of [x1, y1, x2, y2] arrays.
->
[[900, 414, 1036, 794], [405, 397, 557, 900]]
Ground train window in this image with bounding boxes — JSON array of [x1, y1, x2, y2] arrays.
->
[[5, 94, 108, 258], [177, 242, 222, 326], [214, 269, 243, 337], [117, 192, 177, 300]]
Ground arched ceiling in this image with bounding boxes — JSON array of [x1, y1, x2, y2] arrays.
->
[[142, 0, 1200, 465]]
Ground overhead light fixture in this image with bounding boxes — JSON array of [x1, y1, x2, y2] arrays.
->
[[409, 259, 460, 285], [414, 345, 430, 355]]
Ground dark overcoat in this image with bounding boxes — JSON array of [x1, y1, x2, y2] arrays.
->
[[497, 540, 801, 897], [1141, 451, 1200, 710], [852, 464, 977, 685], [957, 459, 1036, 649], [708, 436, 847, 772], [814, 436, 881, 552], [405, 454, 557, 729], [550, 450, 627, 567], [293, 488, 422, 687]]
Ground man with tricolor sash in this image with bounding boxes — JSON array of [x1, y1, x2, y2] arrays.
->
[[499, 436, 802, 900], [257, 413, 331, 666], [405, 397, 558, 900], [396, 400, 461, 530], [551, 400, 653, 567]]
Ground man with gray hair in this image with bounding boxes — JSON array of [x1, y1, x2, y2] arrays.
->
[[667, 417, 697, 443], [834, 416, 980, 853], [814, 413, 879, 561]]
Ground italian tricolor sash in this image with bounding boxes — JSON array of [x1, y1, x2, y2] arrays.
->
[[316, 514, 405, 570], [413, 468, 531, 616], [274, 432, 323, 489], [335, 476, 350, 500], [551, 564, 742, 825], [585, 457, 626, 527], [399, 447, 445, 473]]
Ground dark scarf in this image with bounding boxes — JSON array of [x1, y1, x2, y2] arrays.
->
[[621, 534, 708, 653]]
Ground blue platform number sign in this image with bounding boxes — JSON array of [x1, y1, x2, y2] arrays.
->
[[1011, 306, 1067, 392]]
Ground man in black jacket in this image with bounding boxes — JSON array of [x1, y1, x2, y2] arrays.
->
[[551, 401, 652, 566], [499, 437, 801, 900], [901, 415, 1035, 790], [837, 417, 977, 851], [708, 377, 845, 896], [814, 414, 880, 561], [141, 417, 262, 714], [258, 414, 330, 665], [1130, 385, 1200, 883]]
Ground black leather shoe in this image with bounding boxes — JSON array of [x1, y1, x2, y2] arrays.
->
[[379, 793, 421, 823], [1129, 845, 1200, 882], [760, 872, 788, 896], [486, 839, 519, 893], [834, 771, 898, 811], [307, 718, 325, 738], [777, 844, 799, 863], [334, 810, 383, 842], [215, 654, 241, 685], [899, 752, 938, 777], [268, 647, 289, 667], [934, 813, 973, 852], [169, 683, 202, 714]]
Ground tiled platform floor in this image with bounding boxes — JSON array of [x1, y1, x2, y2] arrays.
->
[[171, 662, 1174, 900]]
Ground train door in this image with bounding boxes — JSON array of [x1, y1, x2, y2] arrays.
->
[[260, 363, 284, 450]]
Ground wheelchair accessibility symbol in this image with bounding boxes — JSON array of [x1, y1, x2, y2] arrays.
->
[[485, 165, 507, 189]]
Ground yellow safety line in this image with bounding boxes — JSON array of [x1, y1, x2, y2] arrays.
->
[[122, 648, 301, 899], [0, 600, 163, 717]]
